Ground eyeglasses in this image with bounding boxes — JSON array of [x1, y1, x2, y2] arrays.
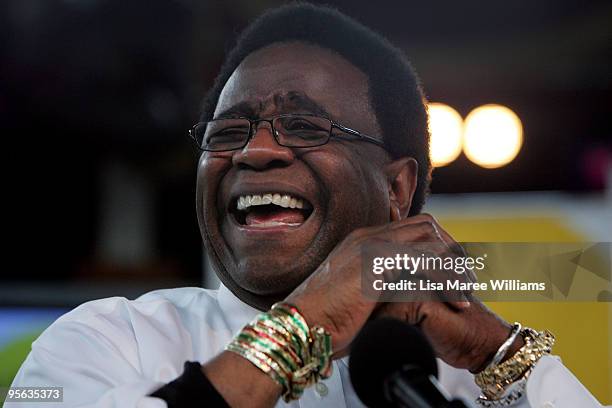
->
[[188, 113, 385, 152]]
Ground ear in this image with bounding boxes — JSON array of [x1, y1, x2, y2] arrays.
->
[[384, 157, 418, 221]]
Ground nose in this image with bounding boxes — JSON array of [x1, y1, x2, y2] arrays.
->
[[232, 121, 295, 170]]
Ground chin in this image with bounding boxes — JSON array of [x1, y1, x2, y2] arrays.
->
[[232, 256, 313, 296]]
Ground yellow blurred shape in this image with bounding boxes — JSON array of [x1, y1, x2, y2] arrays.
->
[[438, 216, 611, 404]]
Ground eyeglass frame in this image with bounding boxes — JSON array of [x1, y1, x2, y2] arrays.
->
[[188, 113, 385, 152]]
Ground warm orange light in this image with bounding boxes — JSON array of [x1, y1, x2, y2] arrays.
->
[[463, 104, 523, 169], [428, 103, 463, 167]]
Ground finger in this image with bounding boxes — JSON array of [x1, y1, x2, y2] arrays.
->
[[427, 229, 478, 285], [348, 214, 448, 248], [358, 217, 476, 304], [415, 214, 479, 284], [447, 299, 471, 310], [379, 220, 446, 245]]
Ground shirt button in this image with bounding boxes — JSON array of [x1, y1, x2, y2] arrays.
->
[[541, 402, 555, 408], [315, 382, 329, 397]]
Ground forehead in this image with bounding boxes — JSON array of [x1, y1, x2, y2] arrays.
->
[[215, 42, 380, 135]]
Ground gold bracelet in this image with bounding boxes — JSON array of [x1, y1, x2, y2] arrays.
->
[[475, 327, 555, 400], [226, 302, 333, 402]]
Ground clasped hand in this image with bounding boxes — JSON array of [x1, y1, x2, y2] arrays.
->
[[286, 214, 516, 373]]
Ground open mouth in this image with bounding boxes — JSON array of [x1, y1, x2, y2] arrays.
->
[[231, 193, 314, 228]]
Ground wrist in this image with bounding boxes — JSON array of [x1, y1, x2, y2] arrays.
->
[[203, 351, 282, 408], [225, 302, 333, 402], [471, 321, 517, 373], [475, 327, 556, 404], [502, 335, 525, 364], [289, 297, 344, 351]]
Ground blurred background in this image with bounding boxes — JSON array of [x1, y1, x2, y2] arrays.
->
[[1, 0, 611, 403]]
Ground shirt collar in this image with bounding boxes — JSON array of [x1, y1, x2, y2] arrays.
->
[[217, 283, 260, 335]]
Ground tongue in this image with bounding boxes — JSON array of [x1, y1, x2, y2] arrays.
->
[[245, 207, 305, 226]]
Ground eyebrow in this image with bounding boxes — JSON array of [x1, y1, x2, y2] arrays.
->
[[214, 101, 257, 119], [278, 92, 331, 118], [214, 92, 331, 120]]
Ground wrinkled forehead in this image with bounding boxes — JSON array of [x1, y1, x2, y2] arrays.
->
[[214, 42, 381, 136]]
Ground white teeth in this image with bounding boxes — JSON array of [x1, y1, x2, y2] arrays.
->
[[235, 193, 309, 211], [280, 195, 291, 208]]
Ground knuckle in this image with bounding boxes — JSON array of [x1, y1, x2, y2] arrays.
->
[[416, 220, 437, 236], [415, 213, 437, 223]]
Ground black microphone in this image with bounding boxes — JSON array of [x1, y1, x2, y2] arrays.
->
[[349, 318, 470, 408]]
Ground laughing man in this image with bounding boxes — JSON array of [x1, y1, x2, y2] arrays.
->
[[8, 4, 606, 408]]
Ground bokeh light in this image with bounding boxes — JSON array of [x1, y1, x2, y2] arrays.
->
[[463, 104, 523, 169], [428, 103, 464, 167]]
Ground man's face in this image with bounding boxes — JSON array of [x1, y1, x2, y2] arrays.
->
[[196, 42, 392, 302]]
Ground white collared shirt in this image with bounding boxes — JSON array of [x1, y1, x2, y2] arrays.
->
[[6, 286, 606, 408]]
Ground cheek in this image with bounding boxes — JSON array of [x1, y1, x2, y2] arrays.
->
[[197, 152, 232, 187], [304, 146, 389, 225], [196, 153, 233, 220]]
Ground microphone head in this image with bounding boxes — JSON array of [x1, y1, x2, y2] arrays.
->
[[349, 318, 438, 408]]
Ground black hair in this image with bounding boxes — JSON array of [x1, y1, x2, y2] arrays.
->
[[201, 2, 431, 215]]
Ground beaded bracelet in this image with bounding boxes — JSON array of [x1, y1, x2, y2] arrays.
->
[[226, 302, 333, 402]]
